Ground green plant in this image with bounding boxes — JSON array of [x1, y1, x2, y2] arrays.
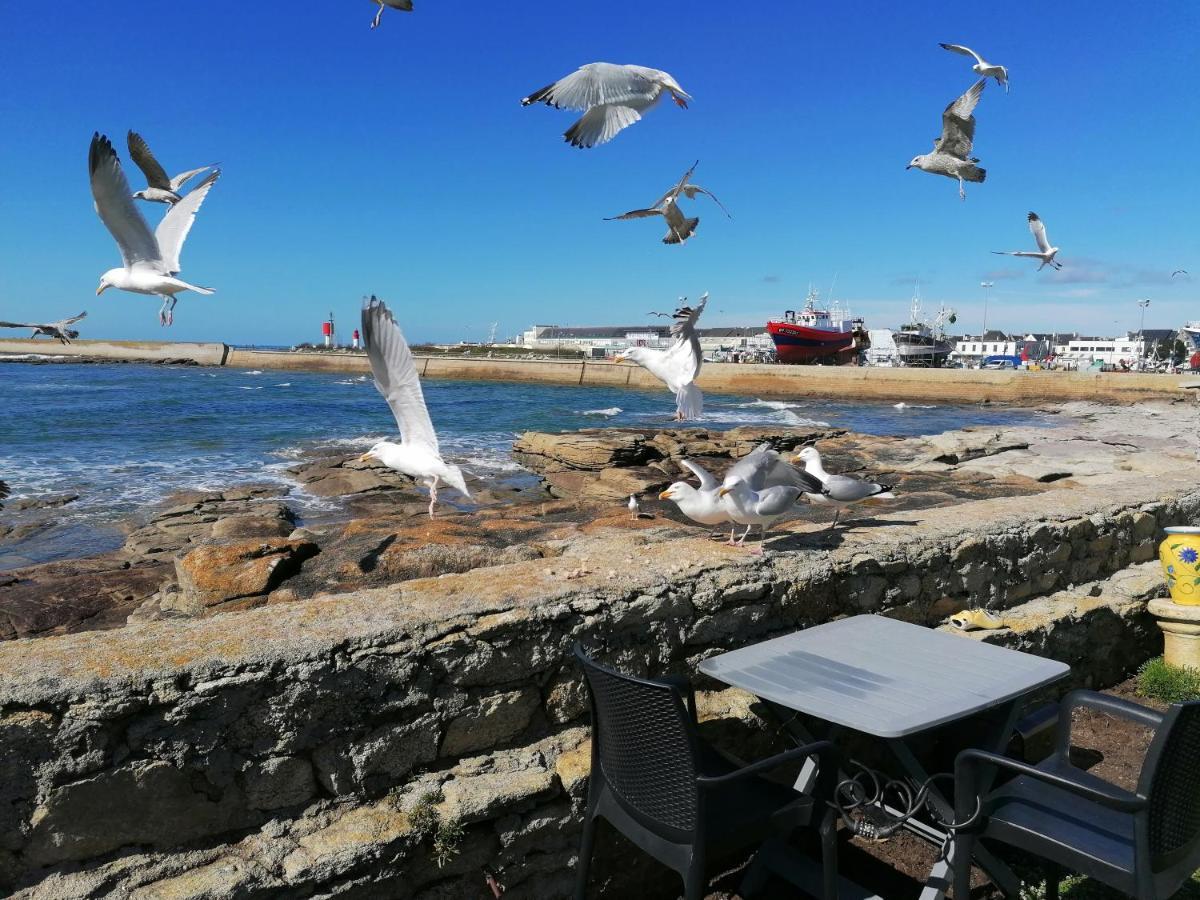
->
[[409, 788, 443, 841], [432, 818, 465, 868], [1138, 656, 1200, 704]]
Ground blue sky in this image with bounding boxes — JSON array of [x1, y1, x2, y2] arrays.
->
[[0, 0, 1195, 345]]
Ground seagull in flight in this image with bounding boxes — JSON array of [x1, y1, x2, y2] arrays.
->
[[370, 0, 412, 29], [359, 296, 470, 517], [127, 131, 216, 206], [0, 311, 87, 344], [605, 161, 730, 245], [90, 134, 219, 326], [993, 212, 1062, 271], [521, 62, 691, 148], [939, 43, 1009, 93], [906, 79, 988, 200], [793, 446, 895, 529], [614, 293, 708, 419], [1172, 270, 1189, 278]]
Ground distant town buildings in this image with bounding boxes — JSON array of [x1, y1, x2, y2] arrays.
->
[[517, 324, 774, 358]]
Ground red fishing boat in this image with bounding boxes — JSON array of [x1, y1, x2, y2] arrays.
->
[[766, 290, 868, 365]]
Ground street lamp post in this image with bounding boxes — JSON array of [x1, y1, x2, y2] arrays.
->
[[1137, 298, 1151, 369], [980, 282, 994, 350]]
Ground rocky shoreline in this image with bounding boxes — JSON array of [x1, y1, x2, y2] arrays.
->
[[1, 399, 1198, 897]]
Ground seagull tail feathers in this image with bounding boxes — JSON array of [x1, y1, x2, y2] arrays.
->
[[444, 465, 471, 499], [186, 284, 216, 295], [675, 383, 704, 420], [964, 165, 986, 184]]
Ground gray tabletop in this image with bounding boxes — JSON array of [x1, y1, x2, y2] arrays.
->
[[698, 615, 1069, 738]]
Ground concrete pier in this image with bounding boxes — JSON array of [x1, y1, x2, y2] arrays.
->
[[3, 337, 1198, 404]]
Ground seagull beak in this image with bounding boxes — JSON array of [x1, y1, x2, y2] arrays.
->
[[658, 490, 672, 500], [718, 487, 731, 497], [905, 164, 913, 170], [358, 452, 372, 462], [613, 353, 627, 362], [95, 284, 107, 295]]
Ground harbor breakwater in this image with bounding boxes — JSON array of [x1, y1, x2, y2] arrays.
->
[[3, 337, 1199, 404], [2, 403, 1199, 898]]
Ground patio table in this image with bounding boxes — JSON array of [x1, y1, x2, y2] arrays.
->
[[699, 614, 1069, 899]]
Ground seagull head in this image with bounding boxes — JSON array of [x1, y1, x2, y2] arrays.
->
[[132, 190, 148, 201], [659, 482, 693, 501], [358, 440, 389, 463], [96, 269, 120, 295], [792, 446, 821, 468], [614, 348, 642, 363], [717, 476, 745, 498], [657, 73, 691, 108], [906, 155, 926, 171]]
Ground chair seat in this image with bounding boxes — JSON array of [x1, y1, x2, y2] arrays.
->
[[698, 743, 817, 854], [983, 761, 1136, 892]]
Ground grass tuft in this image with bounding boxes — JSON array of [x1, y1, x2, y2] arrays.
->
[[1137, 656, 1200, 704]]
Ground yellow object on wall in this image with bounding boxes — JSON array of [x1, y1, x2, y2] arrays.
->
[[1161, 527, 1200, 605]]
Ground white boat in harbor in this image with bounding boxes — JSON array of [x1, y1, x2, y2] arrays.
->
[[892, 290, 957, 368]]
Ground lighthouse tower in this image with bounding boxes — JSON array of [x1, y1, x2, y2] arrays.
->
[[322, 311, 336, 348]]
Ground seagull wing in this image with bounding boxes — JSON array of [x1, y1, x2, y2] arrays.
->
[[681, 185, 733, 218], [54, 311, 88, 327], [0, 321, 40, 329], [680, 458, 720, 492], [935, 79, 985, 160], [992, 251, 1043, 258], [1027, 212, 1052, 253], [126, 131, 172, 190], [604, 207, 664, 221], [154, 171, 219, 274], [663, 292, 708, 385], [362, 296, 440, 453], [169, 164, 217, 193], [522, 62, 660, 110], [939, 43, 986, 66], [752, 486, 804, 518], [90, 133, 162, 269], [823, 474, 893, 502]]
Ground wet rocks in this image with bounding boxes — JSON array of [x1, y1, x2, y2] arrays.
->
[[287, 455, 415, 498], [122, 486, 294, 562]]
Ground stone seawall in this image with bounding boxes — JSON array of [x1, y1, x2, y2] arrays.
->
[[4, 339, 1198, 404], [2, 475, 1196, 898]]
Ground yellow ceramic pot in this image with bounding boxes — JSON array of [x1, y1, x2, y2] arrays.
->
[[1161, 527, 1200, 605]]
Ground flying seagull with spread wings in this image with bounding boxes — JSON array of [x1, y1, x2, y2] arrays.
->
[[359, 296, 470, 517], [0, 311, 87, 344], [906, 79, 988, 200], [370, 0, 412, 29], [127, 131, 216, 206], [605, 161, 730, 245], [939, 43, 1009, 93], [521, 63, 690, 148], [993, 212, 1062, 271], [614, 293, 708, 420], [90, 134, 219, 326]]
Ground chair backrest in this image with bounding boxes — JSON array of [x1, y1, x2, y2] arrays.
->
[[574, 645, 700, 836], [1141, 701, 1200, 869]]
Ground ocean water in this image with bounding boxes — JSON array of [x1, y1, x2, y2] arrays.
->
[[0, 360, 1047, 566]]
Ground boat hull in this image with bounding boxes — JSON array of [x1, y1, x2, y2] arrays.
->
[[768, 322, 862, 365], [893, 333, 952, 367]]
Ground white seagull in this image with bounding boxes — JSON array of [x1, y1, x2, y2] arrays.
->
[[127, 131, 216, 206], [993, 212, 1063, 271], [370, 0, 413, 29], [906, 79, 988, 200], [614, 293, 708, 420], [90, 133, 219, 326], [628, 494, 640, 520], [0, 311, 87, 344], [716, 444, 823, 553], [939, 43, 1009, 93], [659, 459, 734, 542], [521, 62, 691, 149], [605, 161, 730, 245], [359, 296, 470, 517], [793, 446, 895, 529]]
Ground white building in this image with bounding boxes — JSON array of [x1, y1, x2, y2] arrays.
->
[[951, 332, 1055, 366], [1051, 334, 1146, 369], [518, 324, 772, 357]]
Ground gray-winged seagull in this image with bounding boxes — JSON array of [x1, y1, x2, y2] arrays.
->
[[907, 79, 988, 200], [370, 0, 413, 29], [614, 294, 708, 419], [993, 212, 1062, 271], [605, 161, 730, 245], [793, 446, 895, 529], [0, 311, 87, 344], [939, 43, 1009, 93], [127, 131, 216, 206]]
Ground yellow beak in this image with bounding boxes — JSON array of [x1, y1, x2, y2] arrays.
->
[[658, 490, 672, 500], [358, 452, 372, 462], [718, 487, 731, 497], [95, 285, 106, 295]]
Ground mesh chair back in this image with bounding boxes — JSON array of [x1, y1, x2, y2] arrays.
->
[[1144, 701, 1200, 867], [576, 648, 700, 834]]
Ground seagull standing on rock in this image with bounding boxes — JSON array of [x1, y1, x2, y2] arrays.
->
[[939, 43, 1009, 93], [906, 79, 988, 200], [127, 131, 216, 206], [614, 294, 708, 420], [359, 296, 470, 518], [717, 444, 823, 554], [628, 494, 640, 520], [90, 133, 219, 326], [993, 212, 1063, 271], [793, 446, 895, 529], [659, 459, 734, 542], [521, 63, 691, 148]]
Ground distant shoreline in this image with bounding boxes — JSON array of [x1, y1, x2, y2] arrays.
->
[[2, 337, 1197, 405]]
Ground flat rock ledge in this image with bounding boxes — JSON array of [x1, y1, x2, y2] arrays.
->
[[0, 400, 1198, 898]]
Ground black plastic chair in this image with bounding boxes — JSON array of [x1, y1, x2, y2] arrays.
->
[[952, 691, 1200, 899], [572, 643, 839, 900]]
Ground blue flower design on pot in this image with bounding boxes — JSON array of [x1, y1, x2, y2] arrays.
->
[[1180, 547, 1199, 565]]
